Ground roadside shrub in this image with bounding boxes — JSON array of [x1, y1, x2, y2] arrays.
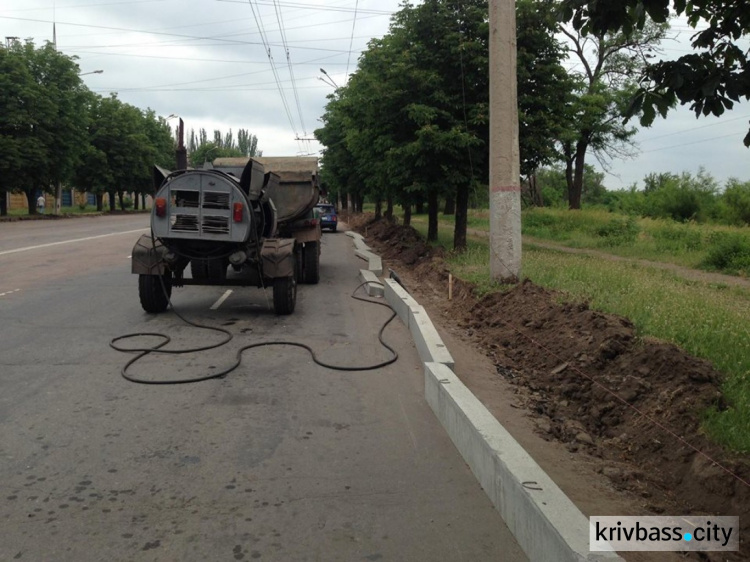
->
[[604, 186, 647, 216], [702, 232, 750, 274], [718, 179, 750, 226], [651, 223, 704, 253], [643, 169, 718, 223], [596, 216, 640, 246]]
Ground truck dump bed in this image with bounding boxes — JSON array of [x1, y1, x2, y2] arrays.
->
[[213, 157, 320, 223]]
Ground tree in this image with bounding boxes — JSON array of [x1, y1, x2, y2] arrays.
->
[[187, 128, 261, 167], [0, 40, 88, 214], [559, 0, 750, 146], [516, 0, 576, 204], [559, 20, 668, 209]]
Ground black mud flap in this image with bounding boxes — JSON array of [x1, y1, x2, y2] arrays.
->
[[131, 234, 168, 275], [260, 238, 295, 278]]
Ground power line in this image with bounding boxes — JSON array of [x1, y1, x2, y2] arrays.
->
[[272, 0, 308, 140], [0, 15, 367, 54], [345, 0, 359, 78], [215, 0, 391, 16], [247, 0, 302, 151], [648, 131, 745, 152], [640, 113, 750, 144]]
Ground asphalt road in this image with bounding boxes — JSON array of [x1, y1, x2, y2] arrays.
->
[[0, 215, 525, 562]]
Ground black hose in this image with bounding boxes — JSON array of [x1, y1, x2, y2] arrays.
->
[[110, 280, 398, 385]]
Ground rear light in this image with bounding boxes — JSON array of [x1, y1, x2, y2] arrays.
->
[[155, 197, 167, 217], [233, 202, 244, 222], [332, 216, 337, 221]]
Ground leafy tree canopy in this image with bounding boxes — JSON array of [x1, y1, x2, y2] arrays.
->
[[559, 0, 750, 145]]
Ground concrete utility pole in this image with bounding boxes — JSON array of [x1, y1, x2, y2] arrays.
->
[[488, 0, 522, 282]]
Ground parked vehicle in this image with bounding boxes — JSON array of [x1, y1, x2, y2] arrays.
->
[[131, 157, 318, 315], [314, 203, 338, 232]]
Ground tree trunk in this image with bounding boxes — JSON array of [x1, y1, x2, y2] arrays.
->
[[117, 191, 125, 211], [374, 199, 382, 220], [403, 203, 412, 227], [0, 191, 7, 216], [568, 141, 587, 210], [528, 174, 544, 207], [427, 190, 438, 242], [134, 193, 140, 210], [454, 185, 469, 251], [357, 194, 364, 213], [385, 195, 394, 222], [54, 181, 62, 215], [96, 193, 104, 212], [443, 195, 456, 215], [108, 191, 116, 212], [415, 200, 424, 215], [24, 188, 36, 215]]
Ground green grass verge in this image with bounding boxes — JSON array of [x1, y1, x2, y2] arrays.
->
[[405, 206, 750, 276], [407, 219, 750, 453]]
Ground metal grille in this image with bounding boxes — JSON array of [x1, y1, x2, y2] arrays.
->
[[201, 215, 230, 235], [202, 192, 230, 209], [172, 215, 199, 232]]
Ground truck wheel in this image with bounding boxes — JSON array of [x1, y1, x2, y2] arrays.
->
[[273, 275, 296, 315], [302, 241, 320, 285], [139, 274, 172, 313], [191, 258, 227, 282], [295, 245, 304, 284]]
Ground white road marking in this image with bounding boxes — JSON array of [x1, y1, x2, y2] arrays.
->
[[0, 228, 149, 256], [0, 289, 21, 297], [210, 290, 233, 310]]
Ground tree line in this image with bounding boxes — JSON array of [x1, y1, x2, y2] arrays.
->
[[0, 40, 260, 215], [314, 0, 749, 249]]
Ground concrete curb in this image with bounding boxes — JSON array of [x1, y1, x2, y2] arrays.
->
[[425, 362, 621, 562], [354, 248, 383, 276], [383, 279, 420, 328], [347, 232, 622, 562], [359, 269, 384, 297]]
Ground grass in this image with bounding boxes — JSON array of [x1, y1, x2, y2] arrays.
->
[[405, 206, 750, 276], [405, 216, 750, 452], [522, 207, 750, 276]]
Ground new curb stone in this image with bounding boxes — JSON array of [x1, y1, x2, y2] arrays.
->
[[425, 362, 622, 562], [358, 270, 384, 297]]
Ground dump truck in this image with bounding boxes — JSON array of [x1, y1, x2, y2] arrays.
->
[[212, 156, 322, 284], [131, 156, 319, 315]]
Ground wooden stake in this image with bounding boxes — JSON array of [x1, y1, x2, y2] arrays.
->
[[448, 274, 453, 301]]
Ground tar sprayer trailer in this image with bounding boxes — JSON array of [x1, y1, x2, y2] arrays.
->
[[131, 157, 321, 315]]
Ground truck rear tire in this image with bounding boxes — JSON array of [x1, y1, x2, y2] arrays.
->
[[191, 258, 227, 282], [273, 275, 296, 315], [295, 245, 304, 284], [139, 273, 172, 313], [302, 241, 320, 285]]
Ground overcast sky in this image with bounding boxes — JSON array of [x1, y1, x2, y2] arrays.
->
[[1, 0, 748, 190]]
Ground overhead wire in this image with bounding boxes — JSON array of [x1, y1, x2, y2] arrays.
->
[[247, 0, 303, 152], [272, 0, 310, 153], [345, 0, 359, 78]]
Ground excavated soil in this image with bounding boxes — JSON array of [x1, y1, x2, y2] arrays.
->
[[348, 213, 750, 560]]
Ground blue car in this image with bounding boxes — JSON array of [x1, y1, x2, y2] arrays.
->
[[315, 203, 338, 232]]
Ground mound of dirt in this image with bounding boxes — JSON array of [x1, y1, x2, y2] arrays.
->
[[350, 215, 750, 560]]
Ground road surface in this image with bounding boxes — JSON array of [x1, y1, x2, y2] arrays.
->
[[0, 215, 525, 561]]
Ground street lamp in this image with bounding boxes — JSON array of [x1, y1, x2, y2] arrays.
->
[[80, 69, 104, 76], [319, 68, 339, 89]]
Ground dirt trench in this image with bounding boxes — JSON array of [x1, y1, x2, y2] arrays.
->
[[349, 214, 750, 561]]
